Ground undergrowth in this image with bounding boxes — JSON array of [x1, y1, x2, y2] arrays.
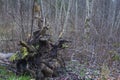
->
[[0, 65, 31, 80]]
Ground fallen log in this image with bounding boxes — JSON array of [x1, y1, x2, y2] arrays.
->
[[0, 53, 14, 59]]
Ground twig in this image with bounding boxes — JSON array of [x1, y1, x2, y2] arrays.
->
[[30, 0, 36, 40]]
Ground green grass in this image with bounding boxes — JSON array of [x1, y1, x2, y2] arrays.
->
[[8, 75, 31, 80], [0, 65, 31, 80]]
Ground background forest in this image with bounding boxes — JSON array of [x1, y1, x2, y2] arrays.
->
[[0, 0, 120, 80]]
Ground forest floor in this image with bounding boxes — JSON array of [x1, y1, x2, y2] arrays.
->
[[0, 65, 31, 80], [0, 60, 120, 80]]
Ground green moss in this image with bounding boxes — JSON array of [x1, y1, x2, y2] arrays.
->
[[20, 47, 28, 59], [10, 47, 29, 61], [62, 44, 69, 48], [9, 52, 19, 61]]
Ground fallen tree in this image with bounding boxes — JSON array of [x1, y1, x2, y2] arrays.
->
[[0, 1, 70, 79], [9, 27, 69, 80], [0, 53, 14, 59], [0, 19, 70, 80]]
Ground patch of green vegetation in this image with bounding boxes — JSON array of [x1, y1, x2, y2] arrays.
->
[[108, 50, 120, 61], [8, 75, 31, 80], [112, 42, 120, 48], [79, 68, 86, 77], [0, 65, 31, 80], [10, 47, 29, 61]]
